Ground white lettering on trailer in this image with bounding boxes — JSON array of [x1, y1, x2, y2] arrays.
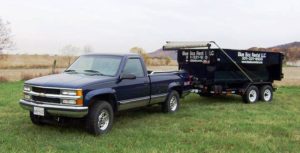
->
[[182, 50, 212, 63], [238, 51, 266, 64]]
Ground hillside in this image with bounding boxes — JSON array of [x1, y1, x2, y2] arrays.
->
[[249, 41, 300, 51], [148, 48, 177, 60], [271, 41, 300, 49], [249, 42, 300, 61]]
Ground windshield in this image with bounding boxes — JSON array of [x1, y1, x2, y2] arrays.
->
[[66, 55, 122, 76]]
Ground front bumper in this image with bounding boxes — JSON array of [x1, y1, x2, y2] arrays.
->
[[19, 99, 88, 118]]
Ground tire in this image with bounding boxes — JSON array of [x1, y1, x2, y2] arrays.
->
[[86, 101, 114, 135], [260, 85, 273, 102], [162, 90, 180, 113], [243, 85, 259, 103], [29, 111, 44, 125]]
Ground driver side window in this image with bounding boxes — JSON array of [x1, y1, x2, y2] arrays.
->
[[123, 58, 145, 77]]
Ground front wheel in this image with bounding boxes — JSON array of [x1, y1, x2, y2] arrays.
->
[[86, 101, 114, 135], [162, 90, 180, 113]]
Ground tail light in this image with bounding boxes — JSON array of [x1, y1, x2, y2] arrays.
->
[[184, 75, 193, 86]]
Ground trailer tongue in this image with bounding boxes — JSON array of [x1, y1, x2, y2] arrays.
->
[[163, 41, 284, 103]]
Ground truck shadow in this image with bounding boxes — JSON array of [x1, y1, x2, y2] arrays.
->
[[184, 94, 244, 105], [35, 96, 245, 133], [39, 117, 87, 132], [202, 95, 242, 103], [36, 105, 164, 133]]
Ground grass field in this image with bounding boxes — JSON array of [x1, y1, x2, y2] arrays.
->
[[0, 82, 300, 152]]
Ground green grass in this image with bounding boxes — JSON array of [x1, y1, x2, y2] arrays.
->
[[0, 82, 300, 153]]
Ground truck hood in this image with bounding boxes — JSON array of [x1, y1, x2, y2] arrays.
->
[[25, 73, 116, 89]]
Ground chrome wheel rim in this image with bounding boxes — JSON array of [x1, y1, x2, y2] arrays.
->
[[98, 109, 109, 130], [264, 89, 271, 101], [170, 96, 178, 111], [249, 90, 257, 103]]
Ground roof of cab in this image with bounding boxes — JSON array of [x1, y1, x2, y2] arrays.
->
[[82, 53, 141, 58]]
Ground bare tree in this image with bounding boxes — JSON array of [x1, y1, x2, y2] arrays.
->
[[0, 18, 13, 54], [130, 46, 146, 54], [130, 46, 150, 65], [61, 45, 80, 66], [83, 45, 93, 54]]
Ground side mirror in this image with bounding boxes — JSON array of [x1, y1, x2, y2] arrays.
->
[[120, 73, 136, 80]]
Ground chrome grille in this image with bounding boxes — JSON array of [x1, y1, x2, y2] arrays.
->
[[29, 86, 61, 103], [32, 96, 60, 104], [32, 87, 60, 94], [24, 85, 81, 105]]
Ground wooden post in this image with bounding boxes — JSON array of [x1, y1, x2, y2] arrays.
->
[[52, 60, 57, 74]]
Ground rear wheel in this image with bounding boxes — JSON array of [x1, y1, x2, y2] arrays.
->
[[243, 85, 259, 103], [162, 90, 180, 113], [86, 101, 114, 135], [29, 111, 44, 125], [260, 85, 273, 102]]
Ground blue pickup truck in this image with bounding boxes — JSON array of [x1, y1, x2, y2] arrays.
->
[[20, 54, 191, 135]]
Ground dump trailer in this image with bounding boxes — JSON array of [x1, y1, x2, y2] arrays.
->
[[163, 41, 284, 103]]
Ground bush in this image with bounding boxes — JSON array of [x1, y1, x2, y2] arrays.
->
[[0, 76, 8, 82]]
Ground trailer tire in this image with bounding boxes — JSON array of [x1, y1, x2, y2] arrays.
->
[[260, 85, 273, 102], [243, 85, 259, 103], [162, 90, 180, 113], [86, 101, 114, 135]]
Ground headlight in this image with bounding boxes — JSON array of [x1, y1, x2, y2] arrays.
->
[[61, 90, 77, 96], [61, 89, 83, 105], [23, 85, 31, 92]]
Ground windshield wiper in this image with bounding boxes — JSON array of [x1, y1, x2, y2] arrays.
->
[[84, 70, 104, 75]]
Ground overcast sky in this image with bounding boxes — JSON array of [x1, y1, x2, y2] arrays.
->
[[0, 0, 299, 54]]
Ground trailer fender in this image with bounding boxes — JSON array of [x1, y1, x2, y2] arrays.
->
[[241, 82, 273, 95]]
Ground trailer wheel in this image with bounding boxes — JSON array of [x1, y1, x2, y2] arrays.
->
[[243, 86, 259, 103], [86, 101, 114, 135], [162, 90, 180, 113], [260, 85, 273, 102]]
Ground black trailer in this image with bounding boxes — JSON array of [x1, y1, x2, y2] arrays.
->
[[163, 41, 284, 103]]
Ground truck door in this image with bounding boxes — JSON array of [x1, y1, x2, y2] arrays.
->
[[116, 57, 151, 110]]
